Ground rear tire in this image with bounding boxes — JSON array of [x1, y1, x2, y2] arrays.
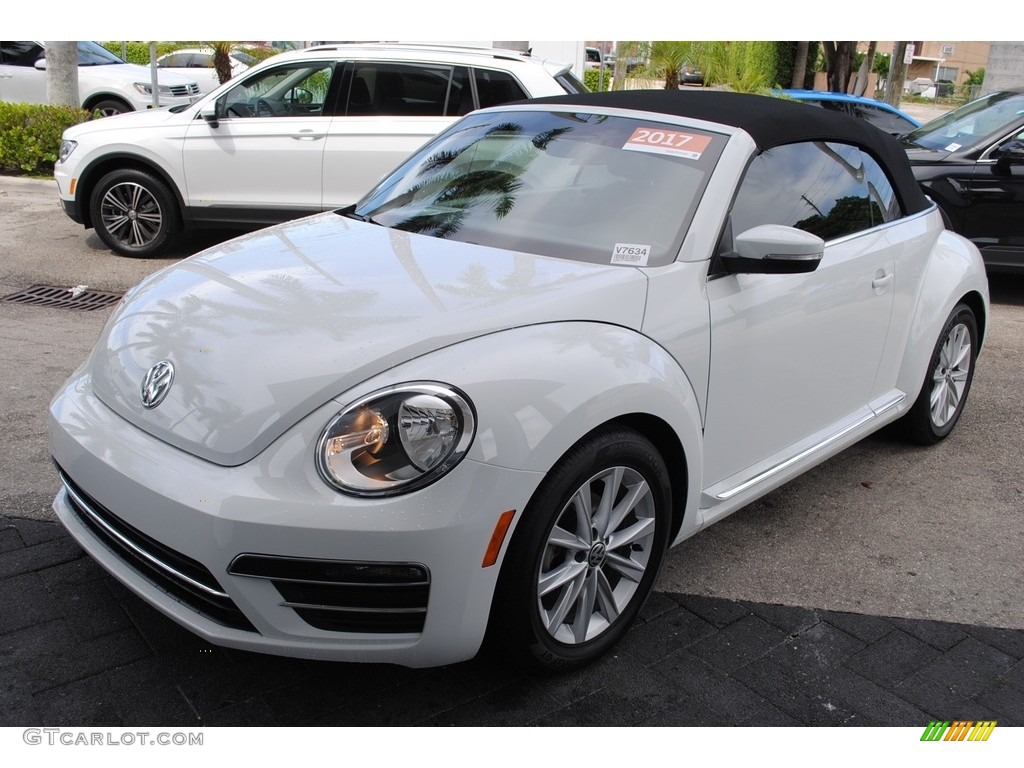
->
[[90, 169, 180, 257], [902, 303, 978, 445], [488, 427, 671, 672]]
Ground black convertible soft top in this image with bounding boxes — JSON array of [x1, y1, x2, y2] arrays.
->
[[525, 90, 931, 216]]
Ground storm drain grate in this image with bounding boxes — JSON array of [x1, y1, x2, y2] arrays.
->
[[2, 284, 123, 311]]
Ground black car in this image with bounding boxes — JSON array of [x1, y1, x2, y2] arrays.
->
[[901, 90, 1024, 273]]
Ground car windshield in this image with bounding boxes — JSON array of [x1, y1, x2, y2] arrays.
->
[[901, 91, 1024, 150], [351, 109, 727, 267], [77, 41, 125, 66]]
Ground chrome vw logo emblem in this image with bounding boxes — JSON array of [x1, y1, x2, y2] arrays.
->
[[140, 360, 175, 409]]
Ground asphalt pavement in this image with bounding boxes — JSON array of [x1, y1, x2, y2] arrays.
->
[[1, 175, 1023, 727]]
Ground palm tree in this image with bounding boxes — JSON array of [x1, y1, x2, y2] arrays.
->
[[645, 41, 695, 90], [209, 41, 233, 85]]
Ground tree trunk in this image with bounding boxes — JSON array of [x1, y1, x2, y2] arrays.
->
[[45, 41, 80, 107], [852, 41, 876, 96], [612, 41, 629, 91], [212, 43, 233, 85], [791, 41, 808, 89], [824, 41, 855, 93], [883, 42, 909, 107]]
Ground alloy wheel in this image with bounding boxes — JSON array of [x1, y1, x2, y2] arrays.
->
[[537, 465, 657, 645], [99, 182, 164, 249], [930, 321, 972, 428]]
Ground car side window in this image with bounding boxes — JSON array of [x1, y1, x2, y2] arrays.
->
[[473, 68, 529, 109], [729, 141, 900, 242], [1, 41, 43, 66], [217, 62, 335, 118], [344, 62, 469, 117]]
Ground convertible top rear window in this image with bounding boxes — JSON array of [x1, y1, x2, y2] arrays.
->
[[352, 110, 727, 267]]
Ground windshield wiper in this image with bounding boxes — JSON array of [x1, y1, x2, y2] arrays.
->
[[338, 206, 382, 226]]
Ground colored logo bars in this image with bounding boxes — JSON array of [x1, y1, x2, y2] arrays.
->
[[921, 721, 997, 742]]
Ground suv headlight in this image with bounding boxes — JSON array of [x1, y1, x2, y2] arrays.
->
[[133, 82, 175, 96], [317, 383, 475, 497], [58, 140, 78, 163]]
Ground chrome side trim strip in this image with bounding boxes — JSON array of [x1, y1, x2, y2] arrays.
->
[[61, 479, 230, 600], [714, 395, 904, 502]]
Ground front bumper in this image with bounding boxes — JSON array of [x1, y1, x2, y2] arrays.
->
[[59, 195, 82, 224], [49, 372, 542, 667]]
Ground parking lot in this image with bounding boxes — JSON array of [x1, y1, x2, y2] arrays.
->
[[2, 175, 1023, 726]]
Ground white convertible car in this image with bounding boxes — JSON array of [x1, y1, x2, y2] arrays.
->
[[50, 91, 989, 671]]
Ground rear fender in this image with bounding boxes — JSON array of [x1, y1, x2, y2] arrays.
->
[[897, 229, 989, 403]]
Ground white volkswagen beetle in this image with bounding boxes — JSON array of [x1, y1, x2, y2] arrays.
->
[[49, 91, 989, 671]]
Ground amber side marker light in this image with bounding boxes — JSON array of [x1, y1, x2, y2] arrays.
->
[[69, 178, 77, 195], [482, 510, 516, 567]]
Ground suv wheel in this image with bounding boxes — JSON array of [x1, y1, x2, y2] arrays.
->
[[90, 98, 133, 118], [90, 169, 180, 257]]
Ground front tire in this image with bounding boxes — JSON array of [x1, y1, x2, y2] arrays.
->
[[90, 169, 180, 257], [489, 427, 672, 672], [90, 98, 133, 118], [902, 302, 978, 445]]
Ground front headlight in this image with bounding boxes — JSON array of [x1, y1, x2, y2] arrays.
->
[[133, 82, 175, 96], [58, 140, 77, 164], [317, 383, 475, 497]]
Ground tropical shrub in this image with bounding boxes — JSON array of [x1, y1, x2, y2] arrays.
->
[[0, 103, 91, 175]]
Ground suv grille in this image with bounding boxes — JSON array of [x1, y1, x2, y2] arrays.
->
[[229, 554, 429, 634], [57, 467, 256, 632], [168, 83, 201, 97]]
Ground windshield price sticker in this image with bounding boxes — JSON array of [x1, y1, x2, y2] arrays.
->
[[611, 243, 651, 266], [623, 128, 712, 159]]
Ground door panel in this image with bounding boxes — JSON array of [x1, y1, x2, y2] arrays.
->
[[182, 61, 336, 220], [703, 231, 895, 488]]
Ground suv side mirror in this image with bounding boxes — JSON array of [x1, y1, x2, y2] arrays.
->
[[200, 104, 220, 129], [993, 139, 1024, 167], [34, 58, 47, 71], [720, 225, 825, 274]]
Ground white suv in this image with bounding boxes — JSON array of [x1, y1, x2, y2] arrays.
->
[[0, 41, 201, 116], [55, 43, 587, 257]]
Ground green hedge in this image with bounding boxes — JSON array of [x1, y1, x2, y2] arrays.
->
[[101, 42, 281, 67], [584, 69, 612, 93], [101, 41, 182, 65], [0, 103, 91, 175]]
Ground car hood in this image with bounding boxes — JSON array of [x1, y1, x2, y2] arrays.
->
[[82, 61, 197, 87], [64, 103, 192, 137], [87, 214, 649, 466], [901, 144, 955, 163]]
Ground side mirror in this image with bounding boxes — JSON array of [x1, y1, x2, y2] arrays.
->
[[720, 224, 824, 275], [34, 58, 47, 71], [200, 104, 220, 129], [993, 139, 1024, 166]]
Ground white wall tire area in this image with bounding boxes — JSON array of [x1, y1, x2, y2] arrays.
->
[[89, 169, 180, 257], [488, 427, 672, 672], [903, 302, 979, 445]]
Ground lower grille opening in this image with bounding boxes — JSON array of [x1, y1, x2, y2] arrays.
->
[[230, 554, 429, 634], [57, 467, 256, 633]]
